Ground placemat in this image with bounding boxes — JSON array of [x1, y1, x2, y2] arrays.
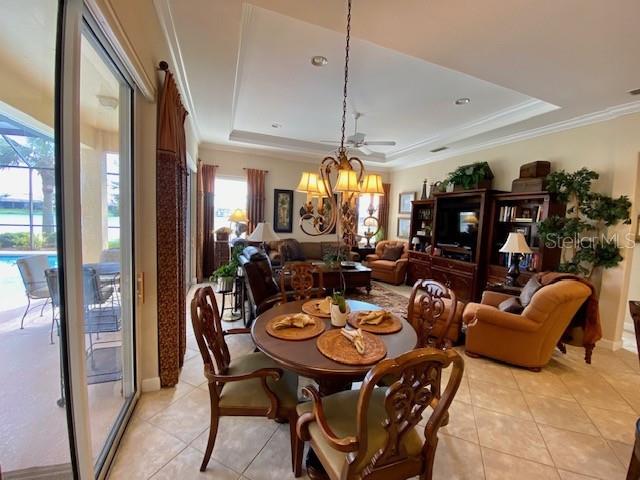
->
[[301, 299, 331, 318], [348, 311, 403, 334], [316, 329, 386, 365], [266, 314, 325, 341]]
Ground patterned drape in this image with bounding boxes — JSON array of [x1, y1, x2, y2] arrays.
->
[[197, 162, 217, 280], [378, 183, 391, 240], [246, 168, 267, 234], [156, 63, 188, 387]]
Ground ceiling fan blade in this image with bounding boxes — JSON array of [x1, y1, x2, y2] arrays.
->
[[319, 140, 341, 145], [357, 145, 373, 155], [363, 141, 396, 146]]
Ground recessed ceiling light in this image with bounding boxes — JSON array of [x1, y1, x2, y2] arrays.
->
[[455, 97, 471, 105], [311, 55, 328, 67], [271, 123, 282, 129]]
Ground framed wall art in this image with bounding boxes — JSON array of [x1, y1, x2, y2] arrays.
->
[[273, 189, 293, 232], [399, 192, 415, 214]]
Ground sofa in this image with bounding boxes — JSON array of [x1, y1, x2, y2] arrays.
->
[[364, 240, 409, 285], [462, 279, 591, 369], [265, 239, 359, 267]]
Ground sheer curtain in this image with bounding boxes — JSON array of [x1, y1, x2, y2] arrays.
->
[[246, 168, 267, 234], [156, 63, 188, 387]]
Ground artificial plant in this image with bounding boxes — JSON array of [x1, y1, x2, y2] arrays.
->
[[210, 243, 244, 280], [538, 168, 631, 277], [446, 162, 493, 190]]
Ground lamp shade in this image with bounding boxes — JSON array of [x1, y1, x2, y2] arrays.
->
[[360, 174, 384, 196], [363, 216, 377, 227], [247, 222, 280, 242], [411, 236, 420, 245], [499, 232, 532, 254], [334, 169, 360, 194], [296, 172, 318, 192], [228, 208, 249, 223]]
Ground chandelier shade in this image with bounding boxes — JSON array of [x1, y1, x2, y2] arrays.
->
[[334, 168, 361, 194], [360, 174, 384, 196]]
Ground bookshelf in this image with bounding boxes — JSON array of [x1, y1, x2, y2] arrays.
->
[[408, 199, 434, 251], [485, 191, 565, 286]]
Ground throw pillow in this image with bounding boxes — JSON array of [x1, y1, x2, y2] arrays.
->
[[283, 239, 305, 261], [498, 297, 524, 314], [381, 245, 403, 261], [519, 277, 542, 307]]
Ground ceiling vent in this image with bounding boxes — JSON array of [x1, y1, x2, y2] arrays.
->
[[430, 146, 448, 153], [629, 88, 640, 96]]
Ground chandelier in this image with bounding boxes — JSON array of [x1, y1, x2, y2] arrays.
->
[[296, 0, 384, 246]]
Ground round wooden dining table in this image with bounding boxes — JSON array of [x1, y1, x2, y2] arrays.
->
[[251, 298, 418, 396]]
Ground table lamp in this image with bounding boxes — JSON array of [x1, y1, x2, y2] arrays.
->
[[247, 222, 280, 251], [499, 232, 532, 286], [228, 209, 249, 238], [411, 236, 421, 251]]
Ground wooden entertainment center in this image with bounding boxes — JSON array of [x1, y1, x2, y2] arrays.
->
[[406, 189, 565, 303]]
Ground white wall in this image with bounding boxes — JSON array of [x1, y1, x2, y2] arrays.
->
[[198, 146, 390, 242], [388, 113, 640, 347]]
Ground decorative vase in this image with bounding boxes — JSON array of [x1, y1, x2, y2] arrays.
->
[[330, 303, 350, 327], [215, 276, 234, 293], [420, 179, 428, 200]]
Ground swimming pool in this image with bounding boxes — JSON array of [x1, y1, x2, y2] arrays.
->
[[0, 252, 57, 311]]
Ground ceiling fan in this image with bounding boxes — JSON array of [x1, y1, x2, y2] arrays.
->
[[320, 112, 396, 155]]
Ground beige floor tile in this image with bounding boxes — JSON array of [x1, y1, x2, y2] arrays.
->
[[243, 424, 310, 480], [538, 424, 627, 480], [557, 470, 599, 479], [481, 447, 560, 479], [587, 350, 636, 375], [474, 407, 553, 465], [581, 404, 638, 445], [613, 348, 640, 374], [453, 375, 472, 404], [148, 388, 210, 443], [435, 400, 479, 444], [523, 393, 599, 436], [134, 381, 195, 421], [602, 371, 640, 414], [469, 378, 532, 420], [465, 358, 518, 389], [512, 368, 574, 401], [108, 419, 186, 480], [607, 439, 633, 468], [191, 416, 278, 473], [150, 446, 240, 479], [559, 373, 634, 414], [180, 356, 208, 387], [432, 434, 485, 480]]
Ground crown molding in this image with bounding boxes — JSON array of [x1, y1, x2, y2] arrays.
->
[[230, 4, 254, 135], [85, 0, 156, 101], [389, 100, 640, 171], [153, 0, 202, 143]]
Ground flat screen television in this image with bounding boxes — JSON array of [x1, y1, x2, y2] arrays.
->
[[436, 200, 481, 261]]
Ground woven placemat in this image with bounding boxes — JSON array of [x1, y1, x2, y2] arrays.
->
[[348, 311, 402, 334], [316, 329, 386, 365], [301, 299, 331, 318], [266, 314, 325, 341]]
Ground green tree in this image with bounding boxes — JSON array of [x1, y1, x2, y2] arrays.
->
[[0, 135, 56, 238]]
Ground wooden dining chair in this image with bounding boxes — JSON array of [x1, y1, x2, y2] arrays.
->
[[293, 347, 464, 479], [407, 279, 460, 349], [279, 262, 324, 303], [629, 301, 639, 364], [190, 286, 299, 472], [628, 302, 640, 480]]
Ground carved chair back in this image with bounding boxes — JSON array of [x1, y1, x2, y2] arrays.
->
[[352, 348, 463, 479], [191, 286, 231, 378], [279, 262, 324, 303], [407, 279, 457, 349], [630, 301, 640, 365]]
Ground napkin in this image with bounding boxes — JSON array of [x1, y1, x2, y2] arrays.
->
[[358, 311, 388, 325], [340, 328, 366, 355], [318, 296, 332, 315], [273, 313, 315, 330]]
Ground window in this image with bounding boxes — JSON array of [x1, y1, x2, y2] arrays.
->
[[0, 116, 56, 251], [357, 195, 381, 240], [214, 177, 247, 235], [106, 153, 120, 248]]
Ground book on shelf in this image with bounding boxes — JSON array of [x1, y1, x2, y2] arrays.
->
[[498, 204, 543, 223]]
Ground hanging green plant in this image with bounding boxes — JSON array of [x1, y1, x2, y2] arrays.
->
[[537, 168, 631, 278]]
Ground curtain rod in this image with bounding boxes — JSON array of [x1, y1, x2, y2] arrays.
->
[[242, 168, 269, 173]]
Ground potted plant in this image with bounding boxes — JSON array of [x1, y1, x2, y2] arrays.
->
[[537, 168, 631, 278], [322, 248, 346, 270], [210, 244, 244, 292], [330, 292, 350, 327], [446, 162, 494, 191]]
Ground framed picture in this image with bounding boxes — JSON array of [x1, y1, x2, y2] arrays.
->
[[397, 218, 411, 238], [273, 189, 293, 232], [514, 226, 530, 239], [399, 192, 415, 214]]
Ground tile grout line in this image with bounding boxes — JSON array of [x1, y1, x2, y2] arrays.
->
[[240, 423, 282, 479]]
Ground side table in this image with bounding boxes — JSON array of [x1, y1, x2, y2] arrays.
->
[[352, 246, 375, 261]]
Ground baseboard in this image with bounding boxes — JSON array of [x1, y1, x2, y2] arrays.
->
[[141, 376, 161, 392], [2, 463, 72, 479], [598, 338, 623, 351]]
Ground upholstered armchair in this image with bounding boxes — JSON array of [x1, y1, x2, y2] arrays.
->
[[462, 280, 591, 370], [365, 240, 409, 285]]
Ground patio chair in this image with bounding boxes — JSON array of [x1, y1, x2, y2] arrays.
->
[[45, 268, 61, 344], [83, 266, 121, 361], [16, 255, 52, 329]]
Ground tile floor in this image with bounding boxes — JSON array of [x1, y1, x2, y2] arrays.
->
[[108, 283, 640, 480]]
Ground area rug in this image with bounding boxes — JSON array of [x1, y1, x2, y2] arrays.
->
[[348, 283, 410, 319]]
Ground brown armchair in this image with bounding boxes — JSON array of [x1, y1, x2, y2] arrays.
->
[[365, 240, 409, 285], [293, 348, 464, 479], [462, 280, 591, 370]]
